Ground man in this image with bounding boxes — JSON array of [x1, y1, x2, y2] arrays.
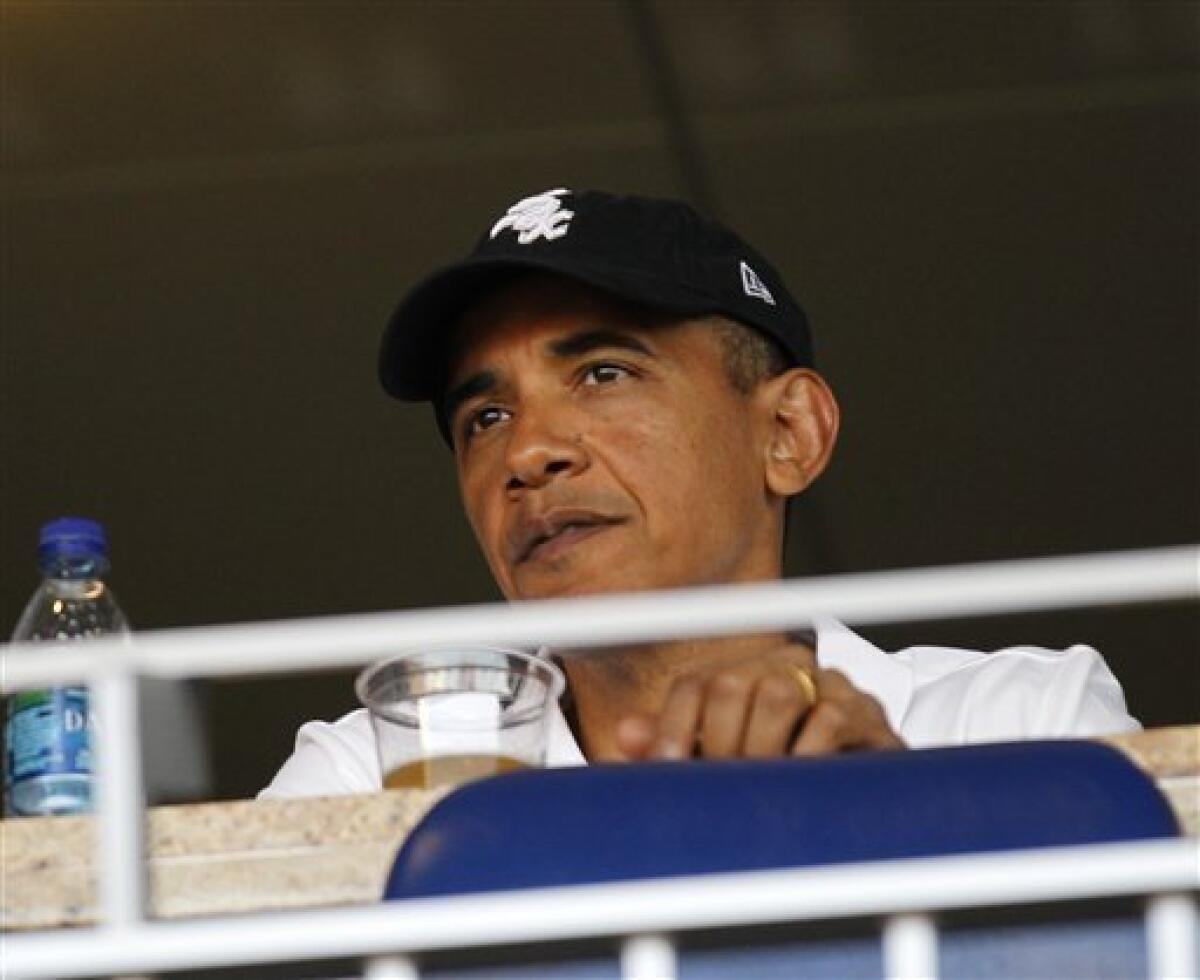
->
[[262, 189, 1136, 797]]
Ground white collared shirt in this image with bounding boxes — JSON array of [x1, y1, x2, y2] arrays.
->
[[258, 620, 1139, 799]]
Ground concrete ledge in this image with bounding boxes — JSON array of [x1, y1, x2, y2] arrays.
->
[[4, 726, 1195, 932], [3, 789, 445, 930]]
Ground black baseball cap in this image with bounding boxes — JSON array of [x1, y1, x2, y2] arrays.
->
[[380, 188, 814, 407]]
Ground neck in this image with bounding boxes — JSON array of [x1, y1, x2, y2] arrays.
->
[[561, 631, 793, 761]]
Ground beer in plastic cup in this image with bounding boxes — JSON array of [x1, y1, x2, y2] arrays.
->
[[355, 647, 565, 791]]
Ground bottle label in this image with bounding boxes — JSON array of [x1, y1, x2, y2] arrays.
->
[[4, 687, 93, 791]]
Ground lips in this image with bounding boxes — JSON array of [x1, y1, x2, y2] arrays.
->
[[508, 508, 626, 565]]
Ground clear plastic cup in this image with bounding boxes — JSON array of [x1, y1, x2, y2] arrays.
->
[[355, 647, 565, 791]]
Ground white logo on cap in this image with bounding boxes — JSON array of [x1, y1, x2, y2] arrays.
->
[[489, 188, 574, 244], [740, 261, 776, 306]]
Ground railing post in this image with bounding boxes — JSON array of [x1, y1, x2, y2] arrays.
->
[[93, 667, 147, 926], [883, 912, 939, 979], [363, 954, 420, 979], [1146, 891, 1198, 980], [621, 933, 678, 980]]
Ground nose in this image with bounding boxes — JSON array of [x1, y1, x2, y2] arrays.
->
[[504, 410, 588, 493]]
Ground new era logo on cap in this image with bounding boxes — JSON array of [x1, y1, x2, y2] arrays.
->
[[740, 260, 775, 306], [489, 188, 575, 244]]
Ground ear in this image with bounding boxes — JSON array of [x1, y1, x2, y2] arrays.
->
[[759, 368, 840, 498]]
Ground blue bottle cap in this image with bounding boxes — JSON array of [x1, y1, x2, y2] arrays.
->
[[38, 517, 109, 566]]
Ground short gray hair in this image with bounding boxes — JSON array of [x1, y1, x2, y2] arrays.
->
[[704, 314, 790, 393]]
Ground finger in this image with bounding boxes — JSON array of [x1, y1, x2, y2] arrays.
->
[[742, 669, 812, 757], [790, 698, 852, 756], [791, 669, 905, 755], [794, 707, 903, 753], [699, 670, 754, 759], [653, 675, 705, 759], [814, 668, 905, 751], [614, 714, 658, 761]]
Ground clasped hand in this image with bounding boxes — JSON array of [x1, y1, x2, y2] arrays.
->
[[614, 645, 905, 761]]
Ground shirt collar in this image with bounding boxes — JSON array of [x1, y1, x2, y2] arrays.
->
[[545, 694, 587, 767], [543, 620, 912, 766]]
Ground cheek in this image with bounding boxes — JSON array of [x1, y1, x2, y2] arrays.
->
[[598, 406, 719, 513], [642, 408, 760, 521], [458, 467, 504, 562]]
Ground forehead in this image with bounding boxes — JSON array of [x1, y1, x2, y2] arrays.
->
[[447, 274, 678, 376]]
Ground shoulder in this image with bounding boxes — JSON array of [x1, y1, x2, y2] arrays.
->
[[258, 708, 380, 799], [894, 641, 1141, 746]]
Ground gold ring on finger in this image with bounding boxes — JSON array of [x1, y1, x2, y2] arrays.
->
[[789, 665, 818, 705]]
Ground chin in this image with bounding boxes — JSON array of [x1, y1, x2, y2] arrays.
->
[[510, 565, 644, 601], [520, 571, 687, 602], [512, 580, 613, 601]]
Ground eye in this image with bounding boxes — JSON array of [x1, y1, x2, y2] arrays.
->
[[463, 405, 510, 441], [581, 363, 632, 386]]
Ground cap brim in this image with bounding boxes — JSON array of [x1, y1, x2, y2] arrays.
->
[[379, 255, 723, 402]]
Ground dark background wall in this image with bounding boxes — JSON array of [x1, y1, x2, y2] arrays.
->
[[2, 1, 1196, 801]]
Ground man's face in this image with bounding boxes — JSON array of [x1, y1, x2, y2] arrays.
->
[[444, 275, 784, 600]]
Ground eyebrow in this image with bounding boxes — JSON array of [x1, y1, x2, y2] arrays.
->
[[442, 370, 498, 434], [441, 329, 657, 430], [547, 328, 654, 360]]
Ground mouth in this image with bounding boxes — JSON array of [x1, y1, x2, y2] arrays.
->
[[511, 511, 626, 566]]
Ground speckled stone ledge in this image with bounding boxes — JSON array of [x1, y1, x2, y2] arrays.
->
[[4, 727, 1196, 932], [3, 789, 447, 931]]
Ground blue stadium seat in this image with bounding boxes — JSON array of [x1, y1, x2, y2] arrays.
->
[[384, 740, 1178, 900]]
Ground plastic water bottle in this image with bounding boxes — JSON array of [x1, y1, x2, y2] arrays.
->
[[4, 518, 130, 817]]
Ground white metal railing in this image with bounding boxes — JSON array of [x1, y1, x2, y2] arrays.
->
[[5, 840, 1198, 977], [2, 545, 1198, 980]]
